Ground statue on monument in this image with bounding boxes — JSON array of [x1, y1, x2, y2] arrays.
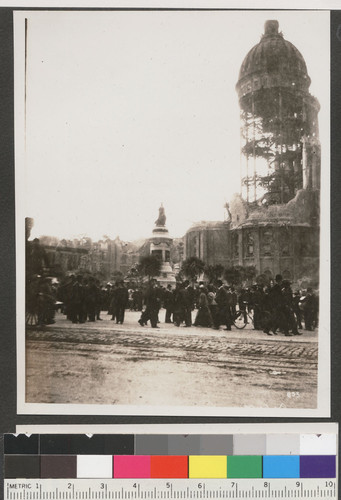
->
[[155, 203, 166, 227]]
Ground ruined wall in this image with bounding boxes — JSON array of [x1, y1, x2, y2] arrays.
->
[[229, 224, 319, 282], [184, 222, 231, 267], [230, 189, 319, 227]]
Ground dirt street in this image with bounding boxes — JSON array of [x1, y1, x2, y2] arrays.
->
[[26, 311, 318, 409]]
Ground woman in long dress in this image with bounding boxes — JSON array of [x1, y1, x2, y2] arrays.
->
[[194, 291, 213, 327]]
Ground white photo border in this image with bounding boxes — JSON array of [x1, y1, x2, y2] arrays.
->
[[15, 6, 330, 417]]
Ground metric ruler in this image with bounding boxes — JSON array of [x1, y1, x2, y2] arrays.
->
[[4, 478, 338, 500]]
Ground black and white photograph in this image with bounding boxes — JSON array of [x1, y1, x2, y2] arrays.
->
[[16, 8, 330, 416]]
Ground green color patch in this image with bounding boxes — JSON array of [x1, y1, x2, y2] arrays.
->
[[226, 456, 262, 478]]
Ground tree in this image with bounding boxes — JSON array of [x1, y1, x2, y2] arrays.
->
[[138, 255, 162, 282], [224, 266, 242, 285], [204, 264, 224, 283], [224, 265, 257, 286], [181, 257, 205, 283]]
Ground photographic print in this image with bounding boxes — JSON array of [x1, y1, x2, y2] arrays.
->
[[15, 8, 330, 416]]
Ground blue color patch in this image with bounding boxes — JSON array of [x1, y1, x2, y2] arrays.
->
[[263, 456, 300, 478]]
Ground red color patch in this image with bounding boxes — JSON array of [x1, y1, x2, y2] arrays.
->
[[150, 456, 188, 478]]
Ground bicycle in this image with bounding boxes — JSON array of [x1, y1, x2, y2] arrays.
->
[[233, 304, 254, 329], [233, 303, 272, 330]]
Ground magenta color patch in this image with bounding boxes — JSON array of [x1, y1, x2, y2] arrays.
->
[[113, 455, 151, 478]]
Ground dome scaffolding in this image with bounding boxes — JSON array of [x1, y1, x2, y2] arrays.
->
[[236, 20, 320, 206]]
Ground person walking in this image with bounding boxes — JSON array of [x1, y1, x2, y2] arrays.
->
[[115, 281, 129, 324], [301, 288, 317, 331], [181, 280, 194, 327], [70, 275, 86, 324], [85, 276, 99, 322], [173, 282, 184, 327], [194, 290, 213, 327], [138, 279, 160, 328], [281, 280, 300, 336], [164, 284, 174, 323], [292, 290, 303, 329], [267, 274, 285, 335], [214, 280, 231, 330], [207, 290, 218, 327], [110, 283, 118, 322]]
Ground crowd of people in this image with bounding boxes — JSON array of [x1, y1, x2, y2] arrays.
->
[[136, 275, 318, 336], [26, 273, 319, 336]]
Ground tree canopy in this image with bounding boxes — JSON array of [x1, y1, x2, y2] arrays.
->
[[138, 255, 162, 281], [204, 264, 224, 283], [181, 257, 205, 282], [224, 265, 256, 285]]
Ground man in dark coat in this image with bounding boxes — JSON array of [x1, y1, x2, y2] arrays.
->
[[38, 277, 56, 325], [302, 288, 317, 331], [58, 274, 75, 319], [253, 285, 265, 330], [281, 280, 299, 336], [115, 281, 129, 324], [292, 290, 303, 329], [139, 279, 160, 328], [109, 283, 118, 321], [164, 284, 174, 323], [214, 280, 231, 330], [70, 275, 86, 324], [224, 285, 233, 330], [85, 277, 99, 322], [95, 279, 103, 320], [267, 274, 285, 335], [180, 280, 194, 327], [172, 282, 184, 327]]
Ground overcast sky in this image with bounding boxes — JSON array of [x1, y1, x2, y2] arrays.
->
[[18, 9, 329, 241]]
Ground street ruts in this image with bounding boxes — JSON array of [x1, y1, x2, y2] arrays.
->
[[26, 311, 318, 408]]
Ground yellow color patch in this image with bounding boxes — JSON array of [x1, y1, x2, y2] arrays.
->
[[189, 456, 227, 478]]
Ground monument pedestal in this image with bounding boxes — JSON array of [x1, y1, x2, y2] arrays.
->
[[149, 224, 176, 287]]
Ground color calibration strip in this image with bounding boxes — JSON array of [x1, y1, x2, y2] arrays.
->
[[4, 454, 336, 479], [3, 434, 337, 479]]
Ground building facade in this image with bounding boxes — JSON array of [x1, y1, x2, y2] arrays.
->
[[184, 20, 320, 286], [184, 221, 230, 268], [28, 222, 140, 281]]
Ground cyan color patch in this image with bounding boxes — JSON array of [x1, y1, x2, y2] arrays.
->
[[263, 456, 300, 478]]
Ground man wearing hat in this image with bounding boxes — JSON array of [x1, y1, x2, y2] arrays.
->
[[282, 280, 300, 336], [266, 274, 284, 335], [292, 290, 303, 329], [164, 284, 174, 324], [180, 280, 194, 327], [115, 280, 129, 324], [139, 279, 160, 328], [214, 280, 231, 330], [302, 287, 317, 331]]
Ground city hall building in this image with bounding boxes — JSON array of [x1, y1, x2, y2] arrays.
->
[[185, 20, 320, 285]]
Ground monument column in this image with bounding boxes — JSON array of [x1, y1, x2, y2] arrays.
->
[[149, 204, 176, 287]]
